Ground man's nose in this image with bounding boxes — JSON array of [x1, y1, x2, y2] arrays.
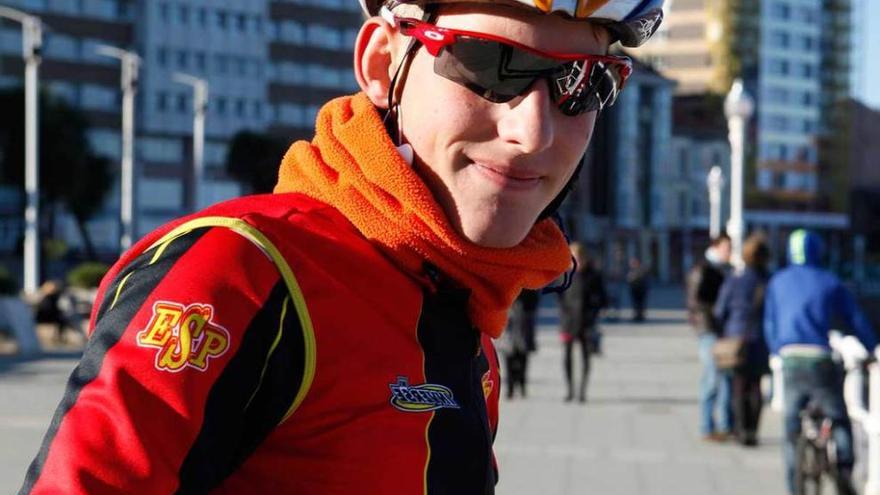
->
[[496, 80, 555, 155]]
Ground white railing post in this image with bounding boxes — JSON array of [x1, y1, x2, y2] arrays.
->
[[865, 359, 880, 495]]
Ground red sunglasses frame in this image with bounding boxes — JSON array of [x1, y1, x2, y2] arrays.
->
[[390, 15, 634, 93]]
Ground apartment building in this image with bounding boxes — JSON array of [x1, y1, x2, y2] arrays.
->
[[0, 0, 362, 256]]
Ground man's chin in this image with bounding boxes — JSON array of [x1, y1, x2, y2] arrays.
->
[[458, 212, 537, 249]]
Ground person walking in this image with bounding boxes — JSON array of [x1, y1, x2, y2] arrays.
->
[[627, 257, 650, 322], [714, 233, 771, 446], [765, 229, 879, 495], [19, 1, 666, 493], [559, 243, 607, 403], [686, 234, 733, 441], [498, 289, 540, 399]]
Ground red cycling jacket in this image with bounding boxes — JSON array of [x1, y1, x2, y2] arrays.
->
[[20, 193, 501, 495]]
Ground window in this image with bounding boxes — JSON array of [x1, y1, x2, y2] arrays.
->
[[770, 31, 790, 48], [157, 47, 168, 67], [159, 2, 168, 22], [802, 92, 813, 105], [236, 13, 247, 32], [215, 96, 227, 116], [156, 91, 168, 111], [195, 52, 206, 72], [768, 59, 789, 76], [198, 7, 208, 27], [177, 50, 188, 69], [216, 10, 228, 29], [44, 33, 79, 60], [214, 54, 228, 74], [176, 93, 187, 113], [80, 83, 117, 110], [800, 64, 814, 79], [678, 148, 688, 178], [771, 2, 790, 19], [178, 4, 189, 24]]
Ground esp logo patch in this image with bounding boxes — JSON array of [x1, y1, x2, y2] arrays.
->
[[137, 301, 230, 372]]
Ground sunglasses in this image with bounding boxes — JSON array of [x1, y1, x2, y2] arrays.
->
[[389, 14, 633, 116]]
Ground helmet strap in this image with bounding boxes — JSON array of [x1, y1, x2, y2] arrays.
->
[[382, 5, 437, 146]]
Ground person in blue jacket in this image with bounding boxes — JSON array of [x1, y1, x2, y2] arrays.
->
[[714, 233, 771, 447], [765, 229, 879, 495]]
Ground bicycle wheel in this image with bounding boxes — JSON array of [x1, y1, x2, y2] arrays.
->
[[795, 436, 822, 495]]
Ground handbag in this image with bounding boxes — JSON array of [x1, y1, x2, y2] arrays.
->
[[712, 337, 746, 370]]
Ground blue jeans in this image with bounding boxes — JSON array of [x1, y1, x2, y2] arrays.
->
[[782, 357, 853, 494], [698, 333, 732, 435]]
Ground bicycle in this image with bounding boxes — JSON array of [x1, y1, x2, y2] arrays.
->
[[793, 401, 856, 495]]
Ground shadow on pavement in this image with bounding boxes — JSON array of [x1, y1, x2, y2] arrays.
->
[[0, 351, 82, 375]]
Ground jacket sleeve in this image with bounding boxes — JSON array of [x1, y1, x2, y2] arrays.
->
[[763, 281, 779, 354], [713, 278, 732, 331], [20, 226, 309, 495], [834, 283, 879, 352]]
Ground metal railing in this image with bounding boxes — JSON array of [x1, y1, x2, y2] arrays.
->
[[769, 335, 879, 495], [829, 333, 880, 495]]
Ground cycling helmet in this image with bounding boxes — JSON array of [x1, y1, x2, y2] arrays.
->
[[359, 0, 665, 47]]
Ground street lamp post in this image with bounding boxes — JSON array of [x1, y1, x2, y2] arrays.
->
[[724, 79, 754, 269], [173, 73, 208, 212], [706, 166, 725, 239], [1, 7, 42, 295], [97, 45, 140, 252]]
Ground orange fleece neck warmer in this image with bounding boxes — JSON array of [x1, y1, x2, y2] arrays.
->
[[275, 93, 571, 337]]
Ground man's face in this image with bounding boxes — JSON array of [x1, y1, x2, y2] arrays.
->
[[396, 5, 609, 248], [716, 239, 732, 264]]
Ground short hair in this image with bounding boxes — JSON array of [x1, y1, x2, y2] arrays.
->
[[710, 233, 731, 247], [742, 233, 770, 269], [389, 2, 425, 18]]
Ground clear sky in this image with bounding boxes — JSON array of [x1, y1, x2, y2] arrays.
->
[[857, 0, 880, 109]]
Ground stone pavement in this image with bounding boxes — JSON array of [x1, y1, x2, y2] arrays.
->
[[0, 289, 788, 494], [495, 305, 787, 495]]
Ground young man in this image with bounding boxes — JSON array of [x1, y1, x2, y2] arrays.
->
[[20, 1, 663, 493], [687, 234, 733, 441], [765, 230, 879, 495]]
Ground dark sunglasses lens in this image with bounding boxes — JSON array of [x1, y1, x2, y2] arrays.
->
[[434, 37, 535, 103]]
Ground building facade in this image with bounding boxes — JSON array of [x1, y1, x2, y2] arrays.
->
[[631, 0, 854, 261], [562, 59, 680, 283], [0, 0, 362, 258]]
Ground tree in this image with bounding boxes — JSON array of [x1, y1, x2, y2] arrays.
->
[[225, 131, 290, 194], [0, 87, 113, 259]]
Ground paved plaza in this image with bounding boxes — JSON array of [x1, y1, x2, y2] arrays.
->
[[0, 291, 787, 494]]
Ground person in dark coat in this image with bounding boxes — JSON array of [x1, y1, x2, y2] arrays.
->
[[714, 233, 771, 446], [627, 257, 650, 322], [498, 289, 541, 399], [559, 243, 607, 403]]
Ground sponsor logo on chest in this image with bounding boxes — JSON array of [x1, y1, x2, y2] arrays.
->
[[389, 376, 460, 412]]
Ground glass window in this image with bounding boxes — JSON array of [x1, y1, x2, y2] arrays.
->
[[176, 93, 187, 113], [770, 31, 790, 48], [236, 13, 247, 32], [177, 50, 188, 69], [198, 7, 208, 27], [178, 4, 189, 24], [44, 32, 79, 60], [156, 91, 167, 111], [157, 47, 168, 67], [216, 11, 228, 29], [214, 54, 228, 74], [215, 96, 227, 115], [80, 83, 117, 110], [195, 52, 206, 72], [159, 2, 168, 22], [771, 2, 790, 19]]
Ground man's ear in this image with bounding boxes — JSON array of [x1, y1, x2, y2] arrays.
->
[[354, 18, 399, 109]]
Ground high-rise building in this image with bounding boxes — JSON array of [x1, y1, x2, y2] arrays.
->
[[631, 0, 852, 253], [0, 0, 363, 257]]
